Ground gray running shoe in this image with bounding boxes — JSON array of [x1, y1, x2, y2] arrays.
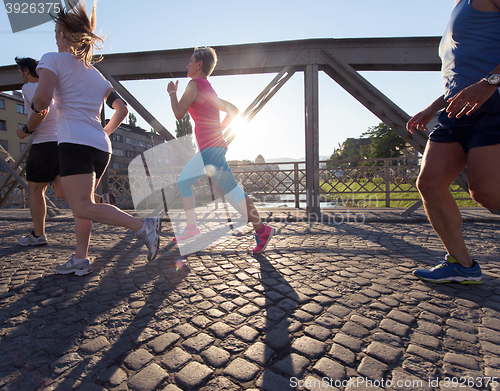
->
[[56, 254, 92, 276], [18, 231, 47, 246], [136, 217, 161, 261]]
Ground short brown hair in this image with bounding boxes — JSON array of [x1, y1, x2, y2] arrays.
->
[[15, 57, 39, 78], [193, 47, 217, 76], [52, 1, 104, 67]]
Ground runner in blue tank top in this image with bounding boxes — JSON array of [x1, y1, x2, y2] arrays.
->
[[407, 0, 500, 284]]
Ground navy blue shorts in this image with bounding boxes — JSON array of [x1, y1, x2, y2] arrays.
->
[[59, 143, 110, 180], [429, 90, 500, 152], [26, 141, 59, 183]]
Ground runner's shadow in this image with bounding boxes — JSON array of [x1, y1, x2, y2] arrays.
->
[[252, 253, 302, 390], [0, 228, 188, 390], [280, 221, 444, 264]]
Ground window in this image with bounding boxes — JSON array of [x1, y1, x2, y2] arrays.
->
[[0, 140, 8, 151], [112, 149, 124, 156], [0, 99, 4, 109], [112, 163, 126, 169], [17, 104, 27, 115], [0, 120, 6, 131], [111, 134, 123, 142], [20, 142, 28, 151], [125, 137, 135, 145], [126, 150, 135, 158], [147, 144, 152, 149], [137, 140, 146, 148], [18, 123, 26, 129]]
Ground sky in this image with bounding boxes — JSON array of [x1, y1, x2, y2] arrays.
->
[[0, 0, 456, 162]]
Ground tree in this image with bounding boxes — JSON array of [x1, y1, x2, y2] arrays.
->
[[329, 138, 362, 160], [328, 123, 407, 167], [360, 123, 407, 162], [128, 112, 137, 127], [175, 113, 196, 155], [327, 138, 365, 168], [175, 113, 193, 138]]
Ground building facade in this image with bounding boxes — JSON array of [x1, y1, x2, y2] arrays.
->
[[0, 91, 29, 161], [108, 123, 164, 171], [0, 89, 164, 173]]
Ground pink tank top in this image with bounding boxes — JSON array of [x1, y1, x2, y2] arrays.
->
[[188, 78, 228, 151]]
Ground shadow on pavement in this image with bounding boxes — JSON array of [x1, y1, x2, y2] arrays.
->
[[0, 228, 188, 390]]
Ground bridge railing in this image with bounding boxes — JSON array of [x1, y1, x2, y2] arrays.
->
[[229, 157, 473, 208], [1, 157, 474, 209]]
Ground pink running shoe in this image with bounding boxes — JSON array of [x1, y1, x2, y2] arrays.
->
[[253, 225, 275, 253], [173, 227, 202, 243]]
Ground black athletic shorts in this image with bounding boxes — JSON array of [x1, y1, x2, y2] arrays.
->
[[429, 90, 500, 152], [58, 143, 110, 180], [26, 141, 59, 183]]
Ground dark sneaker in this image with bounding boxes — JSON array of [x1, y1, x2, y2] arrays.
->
[[56, 254, 92, 276], [253, 225, 275, 253], [173, 227, 202, 243], [136, 217, 161, 261], [101, 193, 116, 205], [413, 254, 482, 284], [18, 231, 47, 246]]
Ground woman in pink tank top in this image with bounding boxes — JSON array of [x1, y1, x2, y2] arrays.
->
[[167, 47, 275, 253]]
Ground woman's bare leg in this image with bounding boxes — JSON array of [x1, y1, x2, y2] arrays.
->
[[61, 173, 145, 259], [181, 196, 197, 226]]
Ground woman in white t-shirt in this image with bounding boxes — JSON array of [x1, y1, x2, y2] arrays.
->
[[31, 2, 161, 275]]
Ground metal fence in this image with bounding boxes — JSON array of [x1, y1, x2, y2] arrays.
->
[[229, 157, 473, 208], [1, 157, 474, 209]]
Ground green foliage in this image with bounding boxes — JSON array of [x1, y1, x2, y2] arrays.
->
[[128, 112, 137, 127], [360, 123, 407, 161], [328, 123, 407, 168], [175, 113, 193, 138], [327, 138, 365, 168], [175, 113, 196, 154]]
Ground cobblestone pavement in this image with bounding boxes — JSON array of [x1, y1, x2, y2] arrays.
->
[[1, 214, 500, 391]]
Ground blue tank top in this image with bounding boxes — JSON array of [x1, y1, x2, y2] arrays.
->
[[439, 0, 500, 99]]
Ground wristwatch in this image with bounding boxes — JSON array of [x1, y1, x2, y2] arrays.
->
[[483, 73, 500, 86], [23, 125, 32, 134]]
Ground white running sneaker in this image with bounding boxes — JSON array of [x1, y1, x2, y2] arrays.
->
[[18, 231, 47, 246], [136, 217, 161, 261], [56, 254, 92, 276]]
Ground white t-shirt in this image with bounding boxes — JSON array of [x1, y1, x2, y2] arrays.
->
[[37, 52, 112, 153], [22, 82, 58, 144]]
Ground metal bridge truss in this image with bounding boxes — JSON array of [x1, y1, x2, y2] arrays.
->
[[1, 36, 469, 216]]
